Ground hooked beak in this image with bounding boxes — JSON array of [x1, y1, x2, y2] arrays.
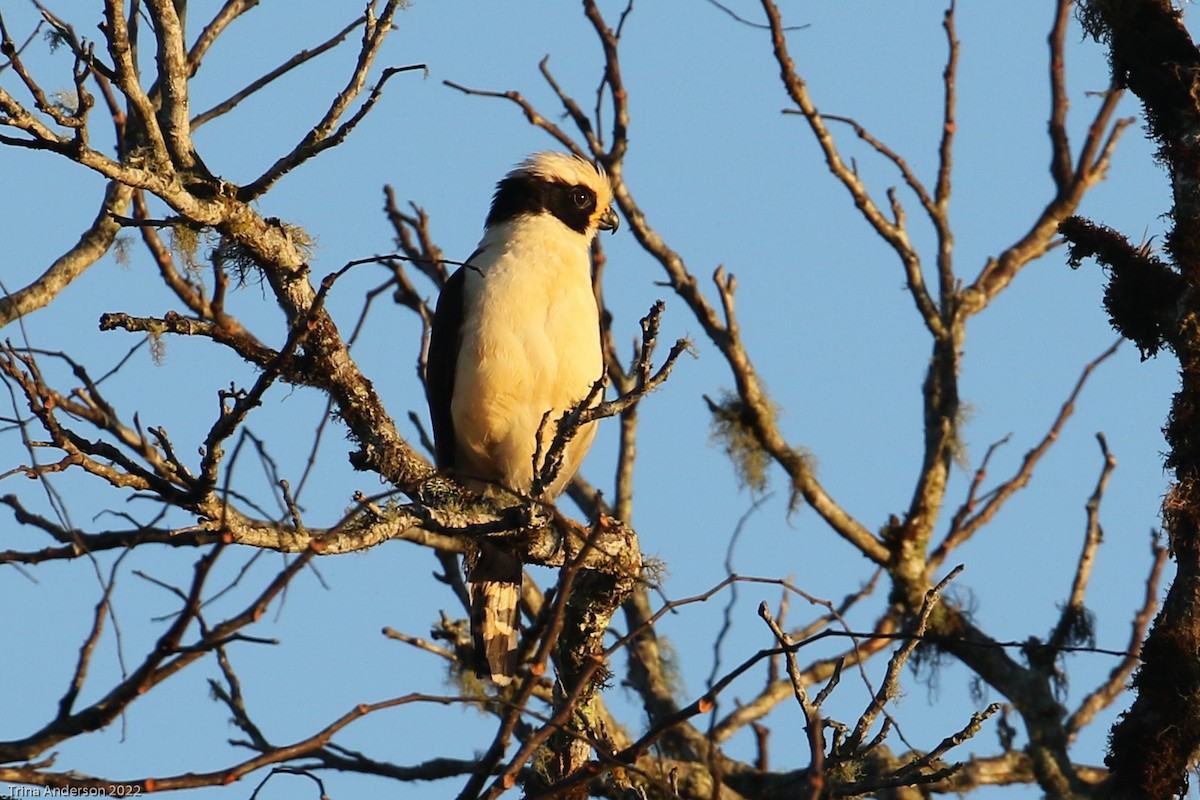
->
[[598, 206, 620, 234]]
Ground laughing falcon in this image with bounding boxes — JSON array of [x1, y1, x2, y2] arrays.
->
[[425, 152, 619, 685]]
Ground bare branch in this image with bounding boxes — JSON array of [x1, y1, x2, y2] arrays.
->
[[188, 0, 263, 71], [762, 0, 944, 341], [758, 602, 825, 799], [1066, 531, 1166, 737], [144, 0, 195, 170], [1048, 433, 1117, 651], [191, 15, 367, 130], [964, 86, 1129, 316], [928, 341, 1121, 574], [443, 79, 580, 154], [934, 2, 959, 302], [843, 566, 963, 756], [0, 182, 132, 329], [102, 0, 171, 168], [1048, 0, 1074, 188], [0, 543, 309, 763], [239, 0, 419, 199]]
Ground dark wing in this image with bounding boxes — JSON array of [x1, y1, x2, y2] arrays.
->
[[428, 255, 522, 683], [426, 265, 467, 469]]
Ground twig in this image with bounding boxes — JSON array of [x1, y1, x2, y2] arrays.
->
[[382, 626, 456, 662], [842, 566, 963, 757], [929, 340, 1121, 572], [702, 0, 808, 30], [191, 16, 368, 129], [1049, 434, 1116, 651], [239, 0, 421, 200], [758, 602, 825, 800], [1066, 531, 1167, 736]]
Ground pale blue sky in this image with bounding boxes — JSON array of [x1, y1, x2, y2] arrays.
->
[[0, 2, 1190, 798]]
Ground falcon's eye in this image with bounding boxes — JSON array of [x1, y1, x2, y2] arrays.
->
[[569, 187, 593, 209]]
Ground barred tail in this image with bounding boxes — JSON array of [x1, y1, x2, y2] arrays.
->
[[469, 543, 522, 686]]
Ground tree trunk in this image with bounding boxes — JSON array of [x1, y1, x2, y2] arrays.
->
[[1072, 2, 1200, 796]]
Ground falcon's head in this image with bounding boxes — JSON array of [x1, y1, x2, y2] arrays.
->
[[485, 151, 619, 240]]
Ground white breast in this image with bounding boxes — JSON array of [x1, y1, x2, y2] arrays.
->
[[452, 216, 602, 496]]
